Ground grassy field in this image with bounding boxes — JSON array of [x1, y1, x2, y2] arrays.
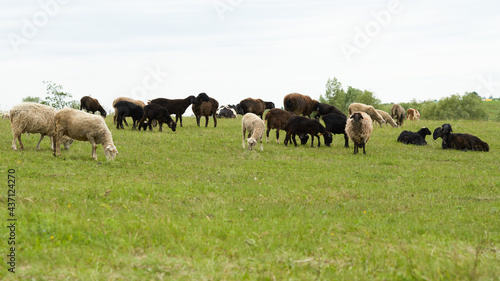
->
[[1, 114, 499, 280]]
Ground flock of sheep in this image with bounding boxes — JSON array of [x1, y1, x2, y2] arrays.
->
[[7, 92, 489, 161]]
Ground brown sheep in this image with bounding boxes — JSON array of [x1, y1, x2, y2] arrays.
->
[[239, 98, 266, 119], [80, 96, 107, 117], [192, 93, 219, 127], [264, 108, 295, 143], [390, 104, 405, 127], [283, 93, 319, 118]]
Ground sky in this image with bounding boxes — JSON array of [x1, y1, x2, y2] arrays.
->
[[1, 0, 500, 114]]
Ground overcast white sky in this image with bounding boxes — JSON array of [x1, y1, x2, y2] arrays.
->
[[1, 0, 500, 113]]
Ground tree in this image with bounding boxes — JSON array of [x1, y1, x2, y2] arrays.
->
[[22, 96, 42, 103], [319, 77, 346, 112], [41, 81, 79, 109]]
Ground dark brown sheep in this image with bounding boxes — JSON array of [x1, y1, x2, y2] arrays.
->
[[239, 98, 266, 119], [314, 102, 345, 120], [284, 115, 332, 147], [264, 108, 295, 144], [390, 104, 405, 127], [150, 95, 195, 127], [432, 124, 489, 151], [283, 93, 319, 118], [192, 93, 219, 127], [80, 96, 107, 117], [137, 103, 176, 132]]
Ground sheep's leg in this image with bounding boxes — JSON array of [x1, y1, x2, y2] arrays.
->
[[362, 144, 366, 154], [91, 142, 98, 160], [158, 122, 163, 132], [17, 134, 24, 150], [36, 134, 45, 150], [284, 133, 291, 146], [213, 114, 217, 128], [343, 134, 349, 148], [11, 132, 20, 150], [242, 128, 246, 149], [195, 115, 201, 127], [178, 115, 183, 127], [292, 133, 298, 147], [353, 144, 358, 154], [53, 132, 61, 157], [266, 128, 270, 143], [260, 137, 263, 151], [204, 116, 209, 127], [276, 130, 280, 144]]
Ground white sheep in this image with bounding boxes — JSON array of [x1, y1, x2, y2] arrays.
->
[[345, 111, 373, 154], [242, 113, 265, 151], [53, 108, 118, 161], [10, 102, 73, 151], [376, 109, 397, 128], [348, 103, 385, 126]]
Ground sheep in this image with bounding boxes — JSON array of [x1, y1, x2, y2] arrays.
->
[[53, 108, 118, 161], [284, 115, 332, 147], [149, 95, 195, 127], [137, 103, 177, 132], [239, 98, 266, 119], [264, 108, 295, 143], [80, 96, 107, 117], [397, 127, 432, 145], [345, 112, 373, 154], [314, 102, 345, 120], [264, 101, 275, 110], [2, 112, 10, 119], [114, 101, 144, 129], [376, 109, 398, 128], [10, 102, 73, 151], [112, 97, 146, 126], [192, 93, 219, 127], [283, 93, 319, 118], [390, 104, 406, 127], [321, 113, 349, 147], [432, 124, 489, 151], [217, 105, 237, 118], [348, 103, 384, 126], [241, 113, 265, 151], [407, 108, 420, 121]]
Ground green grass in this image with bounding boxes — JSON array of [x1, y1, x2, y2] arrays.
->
[[1, 116, 499, 280]]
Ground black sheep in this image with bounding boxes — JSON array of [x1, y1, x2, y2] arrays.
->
[[321, 113, 349, 147], [433, 124, 489, 151], [149, 96, 195, 127], [192, 93, 219, 127], [115, 101, 144, 129], [397, 127, 432, 145], [314, 103, 345, 120], [137, 103, 176, 132], [80, 96, 107, 117], [284, 115, 332, 147]]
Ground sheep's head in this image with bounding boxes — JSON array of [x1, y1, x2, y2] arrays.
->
[[187, 95, 196, 104], [104, 144, 118, 161], [299, 134, 309, 145], [350, 112, 363, 122], [442, 123, 452, 134], [419, 127, 432, 137], [323, 132, 333, 147], [433, 124, 452, 140], [168, 121, 177, 132], [247, 138, 257, 151], [194, 93, 210, 105], [62, 137, 74, 150]]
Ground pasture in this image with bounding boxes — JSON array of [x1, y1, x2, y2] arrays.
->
[[1, 115, 499, 280]]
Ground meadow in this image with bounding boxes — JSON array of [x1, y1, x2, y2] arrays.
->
[[0, 114, 499, 280]]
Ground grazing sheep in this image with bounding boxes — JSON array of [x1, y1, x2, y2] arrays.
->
[[284, 115, 332, 147], [137, 103, 176, 132], [217, 105, 237, 118], [112, 97, 146, 126], [264, 108, 295, 144], [397, 127, 432, 145], [239, 98, 266, 119], [314, 102, 345, 120], [80, 96, 107, 117], [391, 104, 406, 127], [192, 93, 219, 127], [264, 101, 275, 110], [407, 108, 420, 121], [53, 108, 118, 161], [10, 102, 73, 151], [150, 95, 195, 127], [432, 124, 489, 151], [345, 112, 373, 154], [242, 113, 265, 151], [321, 113, 349, 147], [348, 103, 384, 126], [2, 112, 10, 119], [376, 109, 398, 128], [283, 93, 319, 118], [114, 101, 144, 129]]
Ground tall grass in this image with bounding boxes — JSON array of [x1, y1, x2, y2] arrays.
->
[[1, 116, 499, 280]]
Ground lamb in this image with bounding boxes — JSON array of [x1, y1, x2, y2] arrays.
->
[[390, 104, 406, 127], [114, 101, 144, 129], [112, 97, 146, 126], [348, 103, 384, 126], [345, 112, 373, 154], [321, 113, 349, 147], [80, 96, 107, 117], [397, 127, 432, 145], [432, 124, 489, 151], [137, 103, 177, 132], [283, 93, 319, 118], [376, 109, 398, 128], [314, 102, 345, 120], [53, 108, 118, 161], [149, 95, 195, 127], [10, 102, 73, 151], [238, 98, 266, 119], [241, 113, 265, 151], [192, 93, 219, 127], [284, 115, 332, 147]]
